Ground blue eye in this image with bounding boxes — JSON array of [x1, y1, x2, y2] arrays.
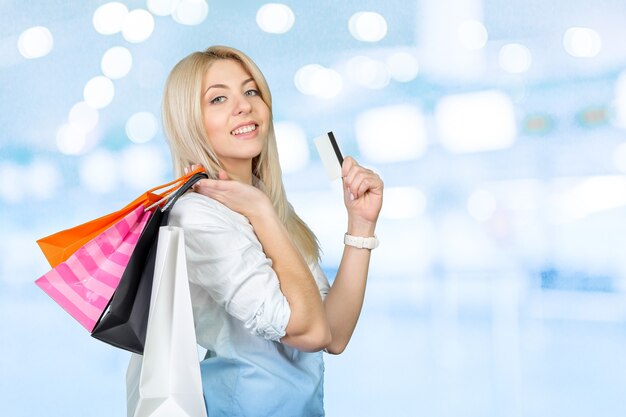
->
[[245, 89, 259, 96], [210, 96, 226, 104]]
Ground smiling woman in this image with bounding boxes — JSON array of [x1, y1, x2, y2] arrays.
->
[[131, 45, 384, 417], [200, 60, 270, 181]]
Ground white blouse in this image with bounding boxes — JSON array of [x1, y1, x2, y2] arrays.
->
[[168, 192, 330, 348], [168, 192, 330, 416]]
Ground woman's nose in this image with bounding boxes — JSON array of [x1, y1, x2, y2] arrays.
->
[[233, 94, 252, 115]]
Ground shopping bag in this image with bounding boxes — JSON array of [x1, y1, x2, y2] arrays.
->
[[91, 172, 207, 354], [37, 166, 206, 268], [35, 205, 151, 331], [126, 226, 207, 417]]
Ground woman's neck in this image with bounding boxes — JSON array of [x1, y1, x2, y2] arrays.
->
[[222, 160, 253, 185]]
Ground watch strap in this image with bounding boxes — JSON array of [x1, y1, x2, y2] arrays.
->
[[344, 233, 379, 249]]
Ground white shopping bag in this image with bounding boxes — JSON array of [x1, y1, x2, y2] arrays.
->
[[126, 226, 207, 417]]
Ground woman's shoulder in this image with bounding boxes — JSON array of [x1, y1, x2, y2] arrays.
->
[[169, 192, 246, 228]]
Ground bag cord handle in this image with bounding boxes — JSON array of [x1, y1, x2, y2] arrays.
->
[[145, 166, 206, 197], [161, 172, 208, 212]]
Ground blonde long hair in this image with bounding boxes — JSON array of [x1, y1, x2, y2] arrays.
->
[[162, 45, 320, 261]]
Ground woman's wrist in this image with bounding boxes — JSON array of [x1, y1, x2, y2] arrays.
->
[[246, 197, 277, 224], [347, 217, 377, 237]]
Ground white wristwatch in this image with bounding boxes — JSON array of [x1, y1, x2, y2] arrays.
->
[[344, 233, 379, 249]]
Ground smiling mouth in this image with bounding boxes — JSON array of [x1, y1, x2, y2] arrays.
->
[[231, 124, 258, 135]]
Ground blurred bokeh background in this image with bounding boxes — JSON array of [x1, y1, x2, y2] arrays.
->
[[2, 0, 626, 416]]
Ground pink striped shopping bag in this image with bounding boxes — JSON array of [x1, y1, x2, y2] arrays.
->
[[35, 205, 152, 331]]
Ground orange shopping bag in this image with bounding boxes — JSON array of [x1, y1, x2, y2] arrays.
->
[[36, 166, 205, 268]]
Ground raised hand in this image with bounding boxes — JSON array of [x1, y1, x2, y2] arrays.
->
[[341, 157, 384, 230], [191, 169, 273, 220]]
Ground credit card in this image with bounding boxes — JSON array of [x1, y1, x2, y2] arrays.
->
[[313, 131, 344, 180]]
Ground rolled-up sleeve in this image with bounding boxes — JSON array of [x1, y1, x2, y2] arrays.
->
[[169, 195, 291, 341]]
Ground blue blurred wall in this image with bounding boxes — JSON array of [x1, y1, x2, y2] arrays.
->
[[2, 1, 626, 416]]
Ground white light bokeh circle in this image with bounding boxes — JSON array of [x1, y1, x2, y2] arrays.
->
[[436, 90, 517, 153], [56, 123, 87, 155], [17, 26, 54, 59], [468, 189, 497, 222], [386, 51, 419, 82], [93, 2, 128, 35], [294, 64, 321, 94], [563, 27, 602, 58], [274, 121, 310, 173], [172, 0, 209, 26], [83, 76, 115, 109], [122, 9, 155, 43], [355, 104, 427, 163], [498, 43, 532, 74], [79, 150, 119, 194], [256, 3, 295, 34], [69, 102, 99, 133], [380, 187, 427, 219], [126, 111, 159, 143], [348, 12, 387, 42], [147, 0, 178, 16], [552, 176, 626, 223], [101, 46, 132, 79], [294, 64, 343, 99], [346, 55, 390, 89], [457, 19, 488, 50]]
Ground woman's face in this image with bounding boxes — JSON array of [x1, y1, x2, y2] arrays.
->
[[201, 59, 270, 176]]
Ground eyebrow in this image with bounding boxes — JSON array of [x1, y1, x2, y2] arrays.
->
[[204, 78, 255, 96]]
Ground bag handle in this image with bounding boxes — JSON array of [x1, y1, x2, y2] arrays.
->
[[161, 172, 208, 212], [144, 167, 207, 212], [145, 166, 206, 198]]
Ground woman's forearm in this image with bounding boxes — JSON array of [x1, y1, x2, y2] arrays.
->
[[323, 220, 376, 354], [248, 207, 331, 352]]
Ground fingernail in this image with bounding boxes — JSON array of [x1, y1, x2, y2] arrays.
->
[[350, 193, 355, 201]]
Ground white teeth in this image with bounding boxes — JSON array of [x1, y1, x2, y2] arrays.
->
[[231, 124, 257, 135]]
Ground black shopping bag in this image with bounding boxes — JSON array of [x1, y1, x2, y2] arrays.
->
[[91, 172, 207, 354]]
